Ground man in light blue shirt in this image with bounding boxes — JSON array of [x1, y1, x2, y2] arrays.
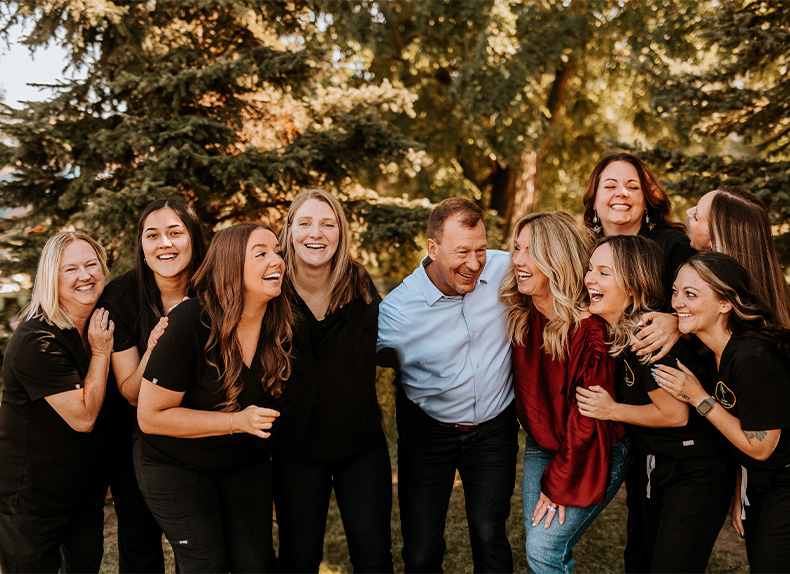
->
[[378, 197, 518, 573]]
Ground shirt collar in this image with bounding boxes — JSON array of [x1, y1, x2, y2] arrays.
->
[[417, 253, 491, 306]]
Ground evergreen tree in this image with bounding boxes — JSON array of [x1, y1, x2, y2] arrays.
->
[[0, 0, 420, 275]]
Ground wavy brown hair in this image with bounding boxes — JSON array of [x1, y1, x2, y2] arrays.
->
[[279, 188, 374, 315], [582, 153, 686, 236], [193, 223, 293, 411], [707, 185, 790, 329], [500, 212, 594, 360], [595, 235, 666, 361]]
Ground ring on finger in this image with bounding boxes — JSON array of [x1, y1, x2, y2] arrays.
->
[[547, 504, 557, 512]]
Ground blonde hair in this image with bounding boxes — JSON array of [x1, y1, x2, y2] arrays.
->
[[25, 231, 109, 330], [280, 188, 374, 314], [500, 212, 594, 360], [595, 235, 665, 361]]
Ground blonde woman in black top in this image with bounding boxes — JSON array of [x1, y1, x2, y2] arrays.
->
[[274, 188, 392, 573], [0, 231, 113, 572]]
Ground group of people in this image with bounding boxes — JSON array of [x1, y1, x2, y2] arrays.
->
[[0, 152, 788, 574]]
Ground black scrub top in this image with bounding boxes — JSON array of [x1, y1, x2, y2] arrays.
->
[[0, 316, 108, 515], [276, 271, 385, 460], [618, 339, 727, 459], [140, 298, 284, 474], [98, 270, 150, 431], [715, 336, 790, 471], [100, 270, 152, 356]]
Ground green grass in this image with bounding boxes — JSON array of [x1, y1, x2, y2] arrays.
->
[[100, 428, 749, 573]]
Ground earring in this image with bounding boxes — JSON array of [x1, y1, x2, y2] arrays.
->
[[592, 211, 602, 235], [644, 210, 655, 231]]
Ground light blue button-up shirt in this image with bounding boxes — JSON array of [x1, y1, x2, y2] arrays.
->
[[377, 250, 514, 425]]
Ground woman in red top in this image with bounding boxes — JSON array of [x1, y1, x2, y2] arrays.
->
[[500, 211, 630, 574]]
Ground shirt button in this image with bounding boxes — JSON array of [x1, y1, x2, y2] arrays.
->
[[478, 396, 482, 401], [472, 332, 476, 337], [476, 364, 480, 368]]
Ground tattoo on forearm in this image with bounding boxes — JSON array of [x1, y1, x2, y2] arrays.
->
[[744, 430, 768, 442]]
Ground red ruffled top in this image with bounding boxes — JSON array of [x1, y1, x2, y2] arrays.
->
[[513, 312, 625, 507]]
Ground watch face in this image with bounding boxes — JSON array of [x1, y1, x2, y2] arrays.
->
[[697, 398, 715, 416]]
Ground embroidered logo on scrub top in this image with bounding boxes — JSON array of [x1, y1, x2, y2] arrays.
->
[[623, 360, 635, 387], [715, 381, 736, 409]]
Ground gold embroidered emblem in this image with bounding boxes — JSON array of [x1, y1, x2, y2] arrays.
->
[[624, 360, 635, 387], [715, 381, 736, 409]]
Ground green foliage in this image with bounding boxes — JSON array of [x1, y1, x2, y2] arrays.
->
[[0, 0, 420, 278]]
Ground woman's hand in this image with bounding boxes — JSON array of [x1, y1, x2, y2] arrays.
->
[[576, 385, 618, 421], [652, 360, 707, 405], [87, 307, 114, 357], [532, 492, 565, 529], [146, 316, 169, 353], [631, 312, 681, 362], [234, 405, 280, 439]]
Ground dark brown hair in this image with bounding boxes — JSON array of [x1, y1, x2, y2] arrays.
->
[[683, 252, 789, 354], [582, 153, 686, 235], [135, 197, 207, 347], [426, 198, 485, 242], [193, 223, 293, 410], [708, 185, 790, 328]]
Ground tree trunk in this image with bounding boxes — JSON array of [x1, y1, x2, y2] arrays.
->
[[490, 56, 575, 240]]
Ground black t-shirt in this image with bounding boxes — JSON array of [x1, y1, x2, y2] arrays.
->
[[276, 272, 385, 459], [618, 338, 727, 459], [98, 270, 147, 431], [715, 336, 790, 471], [100, 270, 150, 356], [140, 298, 283, 474], [0, 316, 108, 515]]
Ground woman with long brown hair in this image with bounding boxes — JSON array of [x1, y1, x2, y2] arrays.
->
[[577, 236, 734, 572], [273, 189, 392, 572], [655, 252, 790, 572], [686, 185, 790, 327], [135, 223, 293, 571], [100, 196, 206, 572]]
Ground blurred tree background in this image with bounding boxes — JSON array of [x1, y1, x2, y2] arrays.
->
[[1, 0, 788, 346]]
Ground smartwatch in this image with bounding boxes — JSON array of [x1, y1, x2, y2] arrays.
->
[[695, 396, 717, 417]]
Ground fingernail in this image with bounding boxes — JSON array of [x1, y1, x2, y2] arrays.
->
[[532, 521, 537, 527], [740, 532, 745, 539]]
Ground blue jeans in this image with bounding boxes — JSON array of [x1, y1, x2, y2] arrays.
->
[[396, 389, 519, 573], [522, 434, 632, 574]]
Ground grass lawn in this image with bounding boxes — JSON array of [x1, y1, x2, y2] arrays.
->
[[99, 429, 749, 573]]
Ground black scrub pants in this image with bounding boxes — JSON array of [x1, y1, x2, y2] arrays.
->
[[742, 465, 790, 573], [628, 450, 735, 573], [0, 495, 104, 573], [134, 439, 276, 573], [108, 422, 165, 573], [273, 439, 393, 573]]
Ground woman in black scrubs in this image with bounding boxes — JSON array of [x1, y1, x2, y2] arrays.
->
[[135, 222, 293, 572], [577, 235, 734, 572], [100, 197, 206, 572], [274, 188, 393, 572], [655, 252, 790, 572], [0, 231, 113, 572]]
